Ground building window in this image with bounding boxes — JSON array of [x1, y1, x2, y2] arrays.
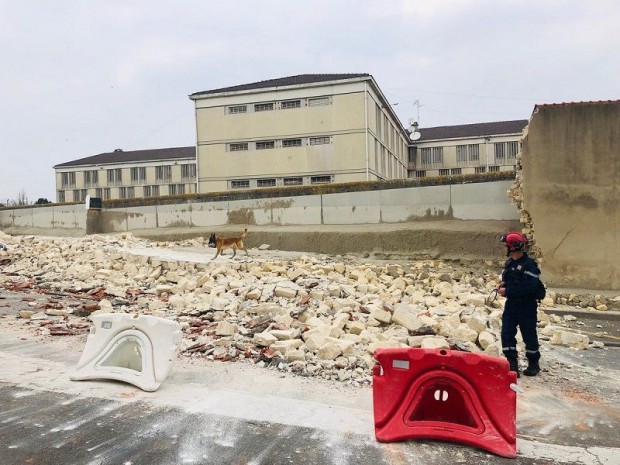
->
[[95, 188, 111, 200], [432, 147, 443, 164], [309, 136, 331, 146], [181, 163, 196, 180], [254, 102, 274, 112], [84, 170, 98, 187], [310, 175, 332, 184], [155, 165, 172, 182], [57, 191, 65, 203], [308, 96, 329, 106], [130, 167, 146, 185], [451, 168, 462, 175], [408, 147, 416, 163], [383, 115, 388, 143], [475, 166, 487, 174], [143, 185, 159, 197], [439, 169, 450, 176], [257, 178, 276, 187], [468, 144, 480, 162], [169, 184, 185, 195], [281, 100, 301, 109], [256, 140, 275, 150], [119, 187, 135, 199], [376, 104, 382, 138], [506, 141, 519, 159], [457, 144, 479, 163], [229, 142, 248, 152], [282, 138, 302, 148], [73, 189, 87, 202], [283, 177, 303, 186], [421, 148, 431, 165], [230, 179, 250, 189], [61, 172, 76, 188], [495, 143, 506, 161], [495, 142, 519, 161], [107, 169, 122, 186], [415, 170, 426, 178], [494, 142, 518, 162], [489, 165, 500, 172], [228, 105, 247, 114], [420, 147, 443, 166]]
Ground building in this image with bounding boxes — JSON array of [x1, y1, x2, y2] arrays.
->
[[53, 74, 529, 202], [53, 147, 196, 203], [408, 120, 528, 178], [188, 74, 411, 192]]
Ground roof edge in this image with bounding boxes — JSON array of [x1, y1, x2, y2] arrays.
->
[[189, 74, 372, 100]]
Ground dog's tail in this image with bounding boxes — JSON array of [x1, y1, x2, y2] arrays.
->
[[241, 228, 248, 238]]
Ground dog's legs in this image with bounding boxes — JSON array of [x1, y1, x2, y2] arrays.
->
[[232, 246, 237, 258], [212, 248, 220, 260]]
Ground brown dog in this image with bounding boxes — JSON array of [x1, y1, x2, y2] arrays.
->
[[212, 228, 249, 259]]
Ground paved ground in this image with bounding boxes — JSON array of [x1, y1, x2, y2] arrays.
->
[[0, 305, 618, 465]]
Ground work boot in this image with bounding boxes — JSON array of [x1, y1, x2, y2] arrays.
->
[[523, 360, 540, 376], [507, 358, 520, 378]]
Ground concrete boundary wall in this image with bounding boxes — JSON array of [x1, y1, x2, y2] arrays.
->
[[0, 180, 517, 236], [99, 180, 516, 232], [0, 203, 86, 236]]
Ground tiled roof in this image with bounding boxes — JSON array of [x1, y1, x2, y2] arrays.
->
[[534, 100, 620, 110], [416, 120, 528, 142], [54, 146, 195, 169], [190, 73, 371, 97]]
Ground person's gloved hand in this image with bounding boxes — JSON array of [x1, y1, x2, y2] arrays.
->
[[498, 282, 506, 297]]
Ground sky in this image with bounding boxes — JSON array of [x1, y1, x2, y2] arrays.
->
[[1, 0, 618, 203]]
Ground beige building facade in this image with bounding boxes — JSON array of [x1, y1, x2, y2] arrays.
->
[[53, 147, 197, 203], [409, 120, 528, 178], [188, 74, 411, 192], [53, 75, 529, 202]]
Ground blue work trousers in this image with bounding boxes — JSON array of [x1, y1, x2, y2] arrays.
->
[[501, 302, 540, 362]]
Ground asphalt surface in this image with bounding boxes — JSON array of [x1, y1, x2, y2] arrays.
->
[[1, 382, 617, 465], [0, 310, 619, 465], [2, 384, 533, 465]]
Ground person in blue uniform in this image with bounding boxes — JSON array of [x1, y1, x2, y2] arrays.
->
[[498, 232, 543, 377]]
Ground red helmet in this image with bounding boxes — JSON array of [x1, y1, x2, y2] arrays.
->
[[500, 232, 527, 252]]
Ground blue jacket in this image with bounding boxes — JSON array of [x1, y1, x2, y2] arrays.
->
[[502, 253, 541, 303]]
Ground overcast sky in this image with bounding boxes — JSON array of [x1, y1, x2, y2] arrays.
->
[[1, 1, 618, 203]]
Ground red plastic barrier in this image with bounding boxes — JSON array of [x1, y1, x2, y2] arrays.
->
[[373, 348, 517, 458]]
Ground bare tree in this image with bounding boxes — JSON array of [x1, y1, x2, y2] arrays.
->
[[8, 190, 29, 206], [17, 189, 29, 205]]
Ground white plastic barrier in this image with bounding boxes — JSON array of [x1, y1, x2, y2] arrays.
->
[[71, 313, 182, 392]]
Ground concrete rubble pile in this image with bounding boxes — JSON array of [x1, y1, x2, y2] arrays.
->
[[0, 231, 613, 385]]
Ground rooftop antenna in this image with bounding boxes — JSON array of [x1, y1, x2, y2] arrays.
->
[[413, 99, 423, 123], [407, 100, 423, 141]]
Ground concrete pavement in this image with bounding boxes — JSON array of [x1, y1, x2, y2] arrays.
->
[[0, 320, 618, 465]]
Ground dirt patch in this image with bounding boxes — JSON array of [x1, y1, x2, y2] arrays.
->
[[133, 219, 519, 260]]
